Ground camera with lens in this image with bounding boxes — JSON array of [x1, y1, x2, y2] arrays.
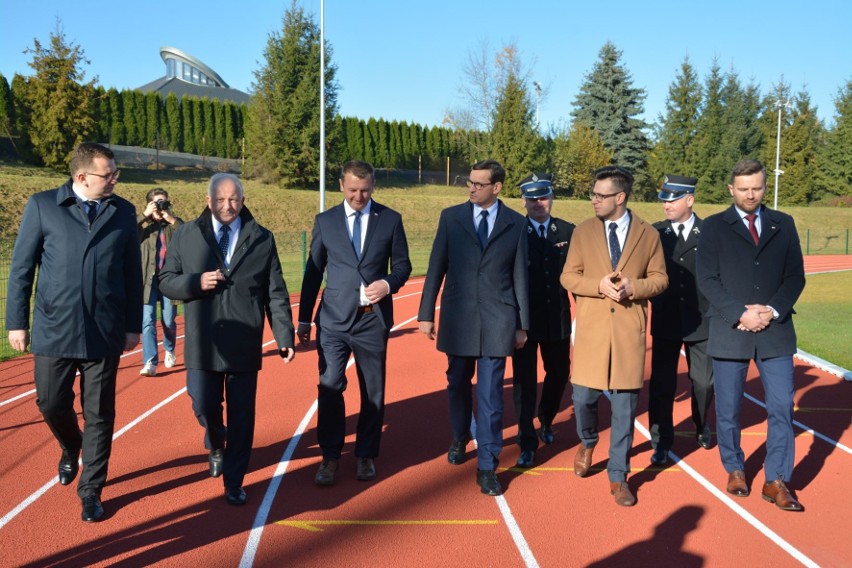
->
[[154, 199, 171, 211]]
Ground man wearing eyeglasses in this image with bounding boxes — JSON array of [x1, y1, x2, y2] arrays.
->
[[6, 142, 143, 522], [560, 165, 667, 506], [418, 159, 529, 497]]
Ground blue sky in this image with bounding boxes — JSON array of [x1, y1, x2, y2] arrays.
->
[[2, 0, 850, 131]]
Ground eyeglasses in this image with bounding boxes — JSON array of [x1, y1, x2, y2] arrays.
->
[[589, 191, 622, 201], [466, 179, 494, 191], [86, 169, 121, 181]]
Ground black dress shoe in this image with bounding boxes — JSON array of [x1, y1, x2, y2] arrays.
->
[[59, 450, 80, 486], [81, 495, 104, 522], [447, 438, 469, 465], [697, 425, 712, 450], [516, 450, 535, 468], [209, 449, 224, 478], [476, 469, 502, 496], [539, 425, 555, 445], [650, 447, 668, 465], [226, 487, 247, 506]]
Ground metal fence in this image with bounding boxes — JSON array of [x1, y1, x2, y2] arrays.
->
[[0, 228, 848, 360]]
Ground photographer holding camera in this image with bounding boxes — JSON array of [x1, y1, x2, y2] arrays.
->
[[138, 188, 183, 376]]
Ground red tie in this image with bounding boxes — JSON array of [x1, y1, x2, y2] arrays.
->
[[157, 226, 167, 270], [746, 214, 759, 245]]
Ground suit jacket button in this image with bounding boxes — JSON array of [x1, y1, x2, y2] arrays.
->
[[610, 308, 615, 313]]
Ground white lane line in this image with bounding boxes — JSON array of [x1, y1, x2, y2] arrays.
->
[[469, 420, 540, 568], [0, 386, 188, 530], [608, 395, 821, 568], [0, 333, 188, 408], [239, 312, 419, 567]]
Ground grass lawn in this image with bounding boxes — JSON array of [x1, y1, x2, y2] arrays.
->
[[795, 271, 852, 370]]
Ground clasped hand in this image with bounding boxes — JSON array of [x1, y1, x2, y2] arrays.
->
[[599, 271, 633, 302], [737, 304, 773, 332]]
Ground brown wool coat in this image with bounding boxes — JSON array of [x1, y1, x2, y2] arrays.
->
[[560, 212, 668, 390]]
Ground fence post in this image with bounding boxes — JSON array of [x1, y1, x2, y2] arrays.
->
[[301, 231, 307, 274], [806, 229, 810, 255], [847, 228, 849, 255]]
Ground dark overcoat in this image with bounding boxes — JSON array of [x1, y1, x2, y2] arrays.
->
[[6, 179, 143, 358], [418, 200, 530, 358], [158, 206, 294, 373], [696, 205, 805, 359]]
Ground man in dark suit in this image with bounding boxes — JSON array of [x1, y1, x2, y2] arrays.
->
[[418, 159, 529, 496], [511, 173, 574, 468], [6, 142, 143, 522], [696, 159, 806, 512], [298, 160, 411, 486], [158, 173, 295, 506], [648, 175, 714, 466]]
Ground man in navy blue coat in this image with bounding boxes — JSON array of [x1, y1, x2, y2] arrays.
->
[[418, 159, 529, 497], [696, 159, 806, 511], [6, 143, 143, 522]]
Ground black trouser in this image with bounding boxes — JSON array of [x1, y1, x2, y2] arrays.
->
[[34, 355, 120, 499], [511, 337, 570, 452], [648, 337, 714, 451], [186, 369, 258, 490]]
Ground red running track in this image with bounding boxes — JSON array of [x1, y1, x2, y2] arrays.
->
[[0, 257, 850, 567]]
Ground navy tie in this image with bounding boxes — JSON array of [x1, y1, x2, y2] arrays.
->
[[538, 224, 547, 239], [477, 210, 489, 249], [609, 222, 621, 270], [86, 201, 98, 225], [218, 224, 230, 260], [677, 223, 685, 241], [352, 211, 362, 259]]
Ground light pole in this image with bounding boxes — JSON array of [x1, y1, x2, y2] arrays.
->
[[533, 81, 542, 130], [319, 0, 326, 212], [773, 99, 792, 210]]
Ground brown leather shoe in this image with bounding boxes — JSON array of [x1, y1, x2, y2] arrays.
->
[[574, 446, 595, 477], [314, 459, 339, 486], [356, 458, 376, 481], [726, 470, 749, 497], [762, 479, 803, 511], [610, 482, 636, 507]]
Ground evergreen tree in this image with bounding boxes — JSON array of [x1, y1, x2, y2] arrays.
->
[[122, 89, 139, 146], [107, 88, 123, 145], [819, 79, 852, 199], [91, 86, 109, 143], [165, 92, 181, 151], [145, 91, 161, 147], [213, 100, 226, 157], [688, 61, 729, 202], [0, 73, 15, 145], [648, 57, 702, 187], [364, 118, 378, 165], [133, 91, 147, 147], [345, 117, 364, 161], [552, 122, 613, 198], [202, 98, 215, 156], [246, 0, 339, 186], [490, 70, 547, 193], [224, 101, 238, 158], [22, 23, 97, 168], [571, 42, 650, 195], [389, 120, 403, 168], [192, 96, 205, 155], [761, 86, 822, 206], [182, 96, 194, 153], [10, 74, 34, 161], [376, 118, 389, 167]]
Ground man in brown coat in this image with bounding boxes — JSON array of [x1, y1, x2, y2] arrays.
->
[[560, 166, 668, 506]]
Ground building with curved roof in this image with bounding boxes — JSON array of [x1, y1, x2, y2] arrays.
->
[[138, 46, 250, 105]]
